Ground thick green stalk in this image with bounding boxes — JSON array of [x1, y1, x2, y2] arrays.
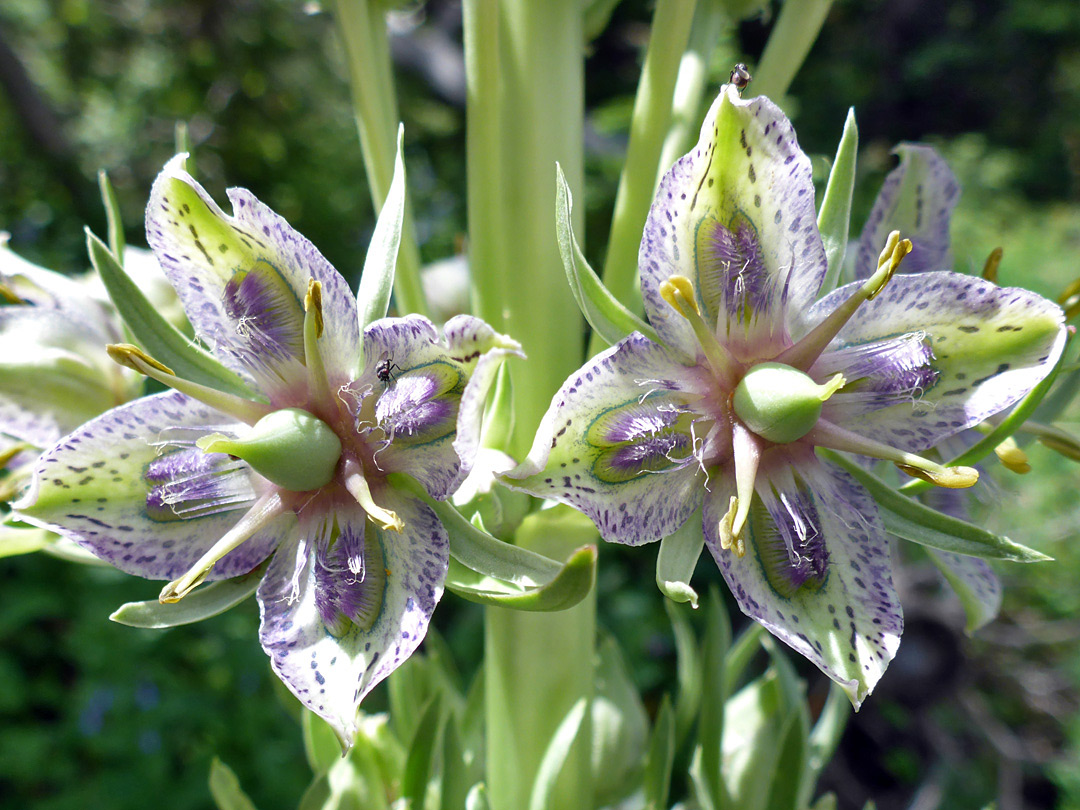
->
[[593, 0, 697, 356], [751, 0, 834, 102], [465, 2, 593, 809], [332, 0, 429, 317]]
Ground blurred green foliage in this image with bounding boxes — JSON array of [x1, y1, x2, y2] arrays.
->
[[2, 1, 1080, 808]]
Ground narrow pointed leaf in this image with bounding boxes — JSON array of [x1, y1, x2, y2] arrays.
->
[[643, 696, 676, 810], [697, 588, 733, 810], [98, 170, 126, 260], [760, 638, 811, 810], [656, 511, 704, 607], [295, 774, 331, 810], [110, 562, 266, 628], [527, 698, 589, 810], [823, 450, 1051, 562], [663, 598, 701, 746], [816, 108, 858, 295], [358, 124, 408, 333], [208, 758, 259, 810], [402, 693, 443, 809], [466, 784, 491, 810], [723, 623, 766, 692], [800, 683, 850, 808], [556, 165, 659, 347], [87, 230, 256, 399], [444, 546, 596, 611], [441, 718, 471, 810]]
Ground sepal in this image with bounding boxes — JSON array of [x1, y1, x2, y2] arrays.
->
[[555, 164, 659, 347]]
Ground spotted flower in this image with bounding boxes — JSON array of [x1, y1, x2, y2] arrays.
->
[[506, 86, 1065, 702], [14, 157, 519, 744]]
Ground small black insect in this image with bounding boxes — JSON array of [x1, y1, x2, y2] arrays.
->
[[730, 63, 752, 93], [376, 357, 401, 383]]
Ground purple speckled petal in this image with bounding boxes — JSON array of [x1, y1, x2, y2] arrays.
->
[[505, 332, 705, 546], [854, 145, 960, 280], [640, 85, 826, 360], [810, 272, 1066, 453], [145, 156, 360, 399], [12, 391, 286, 580], [348, 315, 521, 500], [258, 489, 447, 747], [704, 453, 902, 707]]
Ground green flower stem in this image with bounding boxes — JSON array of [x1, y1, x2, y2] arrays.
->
[[332, 0, 429, 318], [593, 0, 698, 356], [750, 0, 834, 102], [654, 0, 736, 185], [465, 2, 593, 808]]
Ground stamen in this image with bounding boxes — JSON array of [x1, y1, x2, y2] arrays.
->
[[809, 418, 978, 489], [303, 278, 330, 397], [0, 283, 25, 305], [717, 495, 745, 557], [159, 491, 285, 602], [342, 457, 403, 532], [982, 247, 1002, 283], [108, 343, 272, 425], [659, 275, 738, 385], [730, 422, 761, 540], [0, 440, 31, 469], [993, 436, 1030, 474], [776, 231, 912, 371]]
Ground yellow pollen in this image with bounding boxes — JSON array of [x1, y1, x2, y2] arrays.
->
[[982, 247, 1003, 283], [659, 275, 699, 319], [107, 343, 176, 376], [895, 463, 979, 489], [994, 437, 1031, 474], [304, 279, 324, 338], [719, 495, 746, 557], [867, 233, 913, 301]]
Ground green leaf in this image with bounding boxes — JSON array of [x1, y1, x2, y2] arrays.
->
[[656, 511, 704, 607], [445, 546, 596, 611], [760, 639, 810, 810], [402, 693, 443, 809], [555, 164, 659, 347], [799, 682, 850, 808], [823, 450, 1051, 562], [696, 588, 733, 810], [663, 598, 701, 747], [295, 773, 331, 810], [97, 170, 126, 260], [441, 717, 471, 810], [465, 784, 491, 810], [302, 709, 344, 774], [86, 230, 256, 399], [109, 562, 265, 628], [527, 698, 589, 810], [816, 108, 858, 295], [357, 124, 407, 333], [208, 757, 259, 810], [0, 527, 51, 558], [643, 696, 676, 810], [592, 634, 650, 807]]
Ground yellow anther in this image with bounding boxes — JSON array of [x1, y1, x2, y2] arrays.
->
[[895, 463, 979, 489], [107, 343, 176, 376], [994, 437, 1030, 474], [1036, 433, 1080, 462], [867, 232, 912, 301], [982, 247, 1003, 283], [304, 279, 324, 338], [659, 275, 699, 319], [0, 283, 25, 305], [718, 495, 746, 557]]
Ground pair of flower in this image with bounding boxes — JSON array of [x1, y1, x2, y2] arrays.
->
[[9, 83, 1066, 745]]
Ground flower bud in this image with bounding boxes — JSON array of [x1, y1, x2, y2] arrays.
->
[[197, 408, 341, 492], [732, 362, 842, 444]]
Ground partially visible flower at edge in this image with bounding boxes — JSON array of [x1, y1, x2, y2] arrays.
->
[[503, 85, 1066, 704], [13, 157, 520, 745]]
